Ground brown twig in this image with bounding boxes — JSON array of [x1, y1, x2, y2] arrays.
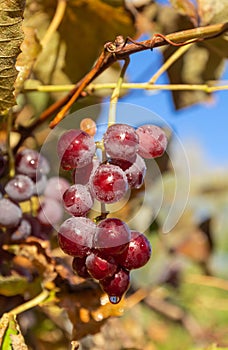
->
[[27, 22, 228, 130]]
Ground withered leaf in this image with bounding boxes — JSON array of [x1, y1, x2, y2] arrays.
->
[[0, 0, 25, 113], [169, 0, 198, 27], [198, 0, 228, 26], [14, 26, 42, 97], [0, 275, 29, 297], [0, 314, 28, 350]]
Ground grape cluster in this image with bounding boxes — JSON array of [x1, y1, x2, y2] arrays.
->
[[0, 148, 69, 240], [57, 122, 167, 303]]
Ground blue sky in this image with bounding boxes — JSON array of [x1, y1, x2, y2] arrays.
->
[[99, 36, 228, 167]]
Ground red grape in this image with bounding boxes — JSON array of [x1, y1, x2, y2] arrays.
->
[[86, 252, 117, 280], [63, 184, 94, 217], [116, 230, 151, 270], [100, 268, 130, 303], [57, 129, 96, 170], [58, 217, 96, 257], [72, 256, 91, 278], [136, 125, 167, 158], [103, 123, 138, 161], [125, 154, 146, 189], [90, 164, 128, 203], [94, 218, 130, 256]]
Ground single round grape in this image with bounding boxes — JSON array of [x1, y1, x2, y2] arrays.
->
[[15, 148, 50, 177], [44, 176, 70, 202], [0, 198, 22, 228], [57, 129, 96, 170], [100, 268, 130, 303], [10, 218, 32, 241], [116, 231, 151, 270], [94, 218, 130, 256], [80, 118, 97, 136], [103, 124, 139, 161], [90, 164, 128, 203], [37, 197, 63, 226], [136, 125, 167, 158], [72, 256, 91, 278], [63, 184, 94, 217], [5, 174, 34, 202], [58, 217, 96, 257], [86, 252, 117, 280], [125, 154, 146, 189], [73, 158, 100, 186], [33, 175, 47, 196]]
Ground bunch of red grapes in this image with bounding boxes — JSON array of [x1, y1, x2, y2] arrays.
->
[[57, 122, 167, 304]]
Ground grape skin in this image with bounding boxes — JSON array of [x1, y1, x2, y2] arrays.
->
[[100, 268, 130, 302], [94, 218, 130, 256], [125, 154, 146, 189], [15, 148, 50, 177], [63, 184, 94, 217], [103, 123, 139, 161], [58, 217, 96, 257], [5, 174, 34, 202], [136, 125, 167, 158], [0, 198, 22, 228], [90, 164, 128, 204], [57, 129, 96, 170], [86, 252, 117, 280]]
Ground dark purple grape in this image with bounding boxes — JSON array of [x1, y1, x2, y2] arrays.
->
[[125, 154, 146, 189], [115, 231, 151, 270], [10, 218, 32, 241], [0, 198, 22, 228], [37, 197, 63, 226], [72, 256, 91, 278], [90, 164, 128, 204], [86, 252, 117, 280], [5, 174, 34, 202], [33, 175, 47, 196], [58, 217, 96, 257], [44, 176, 70, 202], [100, 268, 130, 303], [136, 125, 167, 158], [15, 148, 50, 178], [103, 124, 139, 161], [63, 184, 94, 217], [94, 218, 130, 256], [57, 129, 96, 170]]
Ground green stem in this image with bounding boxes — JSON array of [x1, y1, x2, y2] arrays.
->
[[108, 57, 130, 127], [8, 289, 50, 316], [24, 82, 228, 93]]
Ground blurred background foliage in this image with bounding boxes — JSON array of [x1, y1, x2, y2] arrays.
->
[[0, 0, 228, 349]]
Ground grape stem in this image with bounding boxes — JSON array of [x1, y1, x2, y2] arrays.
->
[[108, 57, 130, 126], [41, 0, 67, 47], [7, 289, 50, 316], [35, 22, 227, 129]]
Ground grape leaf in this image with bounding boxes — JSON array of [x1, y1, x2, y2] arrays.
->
[[0, 275, 29, 297], [0, 0, 25, 113], [24, 0, 134, 86], [0, 314, 28, 350], [197, 0, 228, 26], [169, 0, 198, 26]]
